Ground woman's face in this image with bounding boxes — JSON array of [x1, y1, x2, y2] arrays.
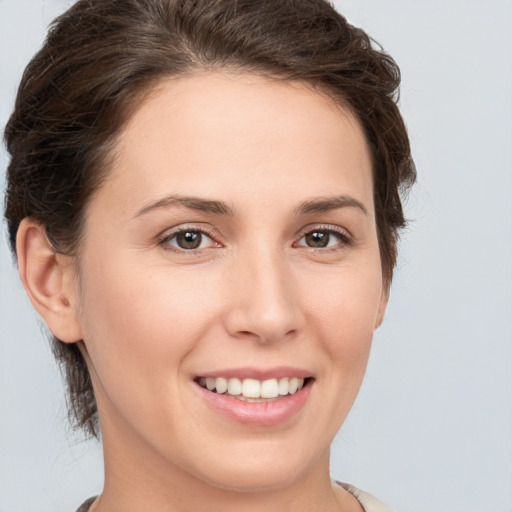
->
[[71, 73, 386, 491]]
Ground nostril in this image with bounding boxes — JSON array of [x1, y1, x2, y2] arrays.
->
[[223, 264, 303, 343]]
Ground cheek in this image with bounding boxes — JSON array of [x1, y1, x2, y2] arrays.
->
[[78, 265, 203, 359], [75, 259, 220, 445], [75, 245, 238, 395], [75, 253, 207, 394], [305, 261, 384, 370]]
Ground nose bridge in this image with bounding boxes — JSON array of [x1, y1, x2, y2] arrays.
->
[[225, 241, 302, 343]]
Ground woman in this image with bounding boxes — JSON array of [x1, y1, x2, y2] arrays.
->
[[3, 0, 415, 510]]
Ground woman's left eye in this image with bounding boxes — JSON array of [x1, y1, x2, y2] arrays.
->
[[160, 229, 217, 251], [295, 229, 350, 249]]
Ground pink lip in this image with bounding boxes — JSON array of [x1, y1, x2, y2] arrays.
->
[[198, 366, 314, 380], [194, 377, 313, 426]]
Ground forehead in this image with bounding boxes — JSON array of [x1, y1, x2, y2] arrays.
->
[[93, 72, 374, 218]]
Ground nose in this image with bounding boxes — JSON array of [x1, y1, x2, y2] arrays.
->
[[223, 247, 303, 344]]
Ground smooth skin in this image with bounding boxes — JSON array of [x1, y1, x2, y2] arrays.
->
[[17, 72, 387, 512]]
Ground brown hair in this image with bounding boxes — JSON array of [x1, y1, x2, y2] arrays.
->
[[4, 0, 415, 438]]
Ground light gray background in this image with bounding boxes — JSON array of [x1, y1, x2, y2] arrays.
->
[[1, 1, 511, 511]]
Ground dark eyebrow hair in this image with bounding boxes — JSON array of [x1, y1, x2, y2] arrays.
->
[[295, 195, 369, 216], [133, 195, 235, 218], [134, 193, 367, 219]]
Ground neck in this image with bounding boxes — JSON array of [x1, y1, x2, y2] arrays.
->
[[94, 421, 349, 512]]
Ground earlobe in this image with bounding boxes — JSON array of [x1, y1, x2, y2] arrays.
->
[[374, 287, 389, 330], [16, 218, 83, 343]]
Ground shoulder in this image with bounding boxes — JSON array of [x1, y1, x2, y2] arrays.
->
[[337, 482, 393, 512], [75, 496, 97, 512], [76, 487, 390, 512]]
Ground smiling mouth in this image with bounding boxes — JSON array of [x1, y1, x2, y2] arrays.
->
[[195, 376, 312, 402]]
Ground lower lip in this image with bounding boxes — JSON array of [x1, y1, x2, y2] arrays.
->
[[195, 381, 312, 426]]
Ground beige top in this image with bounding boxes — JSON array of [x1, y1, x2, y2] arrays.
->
[[76, 483, 392, 511], [339, 483, 393, 512]]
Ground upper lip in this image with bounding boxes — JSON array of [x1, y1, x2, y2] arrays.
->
[[196, 366, 314, 380]]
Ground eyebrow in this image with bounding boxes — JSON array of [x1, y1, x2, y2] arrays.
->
[[294, 195, 368, 216], [134, 195, 235, 218], [133, 193, 368, 219]]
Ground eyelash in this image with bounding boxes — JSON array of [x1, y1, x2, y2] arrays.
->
[[158, 225, 353, 254], [294, 225, 354, 252], [158, 226, 219, 254]]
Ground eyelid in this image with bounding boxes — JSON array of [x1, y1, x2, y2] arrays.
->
[[156, 223, 353, 254], [293, 224, 354, 249], [158, 224, 222, 253]]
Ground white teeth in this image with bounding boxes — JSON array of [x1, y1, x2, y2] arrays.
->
[[227, 378, 242, 396], [215, 377, 228, 393], [260, 378, 279, 398], [288, 377, 299, 394], [199, 376, 306, 398], [278, 377, 289, 395], [242, 378, 261, 398]]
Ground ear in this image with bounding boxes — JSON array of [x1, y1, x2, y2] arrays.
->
[[374, 285, 389, 330], [16, 218, 83, 343]]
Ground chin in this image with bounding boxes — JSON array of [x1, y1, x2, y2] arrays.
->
[[200, 465, 306, 494], [187, 443, 323, 494]]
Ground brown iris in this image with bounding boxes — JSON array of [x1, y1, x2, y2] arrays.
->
[[176, 231, 203, 249], [304, 231, 331, 248]]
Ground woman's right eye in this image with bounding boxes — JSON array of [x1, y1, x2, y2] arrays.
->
[[160, 229, 218, 252]]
